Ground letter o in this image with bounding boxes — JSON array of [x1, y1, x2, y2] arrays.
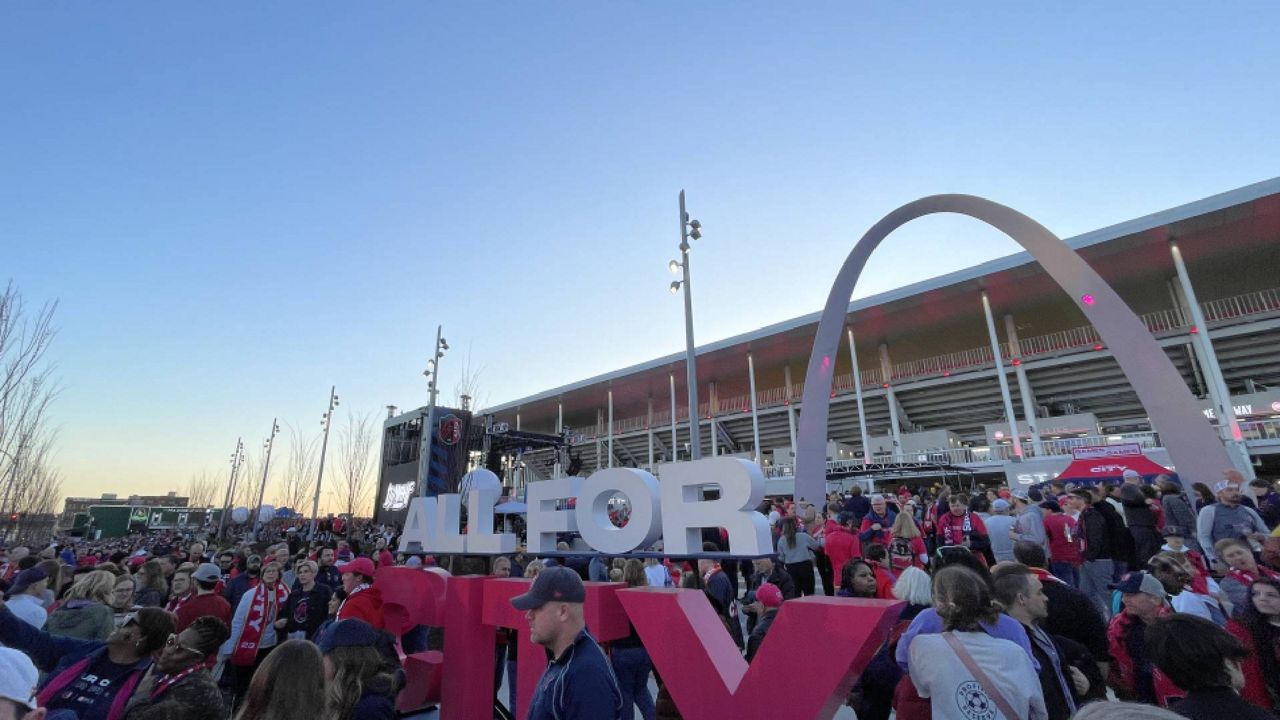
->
[[575, 468, 662, 554]]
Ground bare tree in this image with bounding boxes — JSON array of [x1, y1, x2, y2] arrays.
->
[[0, 283, 60, 540], [234, 448, 265, 511], [332, 410, 376, 518], [275, 423, 318, 512], [185, 471, 218, 508], [452, 347, 487, 411]]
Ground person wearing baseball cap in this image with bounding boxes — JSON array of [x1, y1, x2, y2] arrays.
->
[[1197, 473, 1269, 567], [1107, 571, 1178, 704], [335, 556, 383, 629], [4, 568, 49, 630], [174, 563, 232, 633], [744, 582, 783, 663], [510, 566, 621, 719], [0, 647, 40, 720]]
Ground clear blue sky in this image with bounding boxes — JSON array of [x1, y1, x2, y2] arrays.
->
[[3, 3, 1277, 506]]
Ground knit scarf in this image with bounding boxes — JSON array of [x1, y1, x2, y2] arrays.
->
[[231, 581, 287, 666], [939, 511, 973, 545], [1229, 565, 1280, 587]]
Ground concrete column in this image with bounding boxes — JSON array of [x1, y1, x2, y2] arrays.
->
[[647, 397, 654, 468], [981, 292, 1022, 460], [1167, 280, 1208, 397], [848, 329, 872, 465], [879, 344, 902, 457], [596, 408, 604, 470], [515, 411, 521, 432], [607, 390, 614, 469], [1171, 241, 1253, 478], [709, 381, 718, 457], [748, 352, 762, 465], [1004, 314, 1042, 456], [669, 373, 678, 462], [784, 364, 798, 463]]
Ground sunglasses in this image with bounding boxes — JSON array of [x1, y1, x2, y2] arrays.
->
[[165, 633, 201, 656]]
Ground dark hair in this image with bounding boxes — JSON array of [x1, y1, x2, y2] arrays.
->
[[1146, 614, 1246, 691], [967, 494, 990, 514], [195, 578, 219, 592], [933, 545, 993, 587], [950, 493, 970, 506], [932, 566, 999, 632], [863, 543, 887, 563], [133, 607, 177, 655], [1191, 482, 1215, 505], [781, 516, 798, 547], [1012, 540, 1049, 569], [1239, 579, 1280, 699], [990, 563, 1036, 610], [235, 639, 327, 720], [836, 511, 856, 527], [187, 616, 231, 657], [840, 559, 877, 598]]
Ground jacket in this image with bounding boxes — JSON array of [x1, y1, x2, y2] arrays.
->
[[1106, 610, 1182, 706], [337, 585, 384, 629], [121, 668, 225, 720], [46, 599, 115, 641], [823, 524, 860, 590], [0, 603, 152, 720], [1079, 505, 1113, 561], [1161, 493, 1201, 552], [1226, 619, 1278, 711]]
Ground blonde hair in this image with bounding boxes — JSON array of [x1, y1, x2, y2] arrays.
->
[[890, 511, 921, 539], [67, 570, 116, 604], [523, 560, 545, 578]]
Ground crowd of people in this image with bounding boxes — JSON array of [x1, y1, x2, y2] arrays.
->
[[2, 468, 1279, 720]]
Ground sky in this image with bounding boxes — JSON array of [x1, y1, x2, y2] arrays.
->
[[2, 3, 1278, 511]]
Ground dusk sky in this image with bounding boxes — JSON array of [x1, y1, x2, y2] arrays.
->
[[3, 4, 1277, 509]]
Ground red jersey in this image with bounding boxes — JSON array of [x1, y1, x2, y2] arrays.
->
[[1044, 513, 1082, 565]]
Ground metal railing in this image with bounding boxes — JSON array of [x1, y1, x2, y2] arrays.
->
[[761, 431, 1165, 477], [559, 287, 1280, 441], [1239, 419, 1280, 441]]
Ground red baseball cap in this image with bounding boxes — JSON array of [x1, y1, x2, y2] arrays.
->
[[337, 557, 376, 578]]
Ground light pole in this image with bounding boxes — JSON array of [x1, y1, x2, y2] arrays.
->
[[668, 190, 703, 460], [216, 438, 245, 541], [309, 386, 339, 539], [251, 419, 281, 540], [419, 325, 448, 497]]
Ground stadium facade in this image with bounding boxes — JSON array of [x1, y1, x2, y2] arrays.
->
[[380, 178, 1280, 504]]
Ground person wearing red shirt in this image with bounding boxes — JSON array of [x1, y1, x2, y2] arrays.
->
[[933, 494, 990, 561], [175, 563, 233, 632], [1043, 500, 1083, 587], [862, 544, 898, 600], [335, 557, 383, 630], [824, 512, 861, 592]]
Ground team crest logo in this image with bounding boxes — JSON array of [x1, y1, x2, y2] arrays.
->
[[437, 414, 463, 446], [954, 680, 995, 720]]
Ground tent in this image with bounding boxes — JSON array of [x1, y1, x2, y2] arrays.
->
[[1054, 451, 1177, 486], [494, 501, 527, 515]]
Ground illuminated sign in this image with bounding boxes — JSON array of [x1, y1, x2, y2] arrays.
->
[[1203, 404, 1254, 419], [382, 481, 416, 511], [1071, 443, 1142, 460]]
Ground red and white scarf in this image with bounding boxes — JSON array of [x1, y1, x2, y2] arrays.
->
[[1229, 565, 1280, 587], [231, 581, 287, 666], [165, 591, 193, 615], [151, 664, 201, 698], [939, 511, 974, 545], [338, 582, 370, 616]]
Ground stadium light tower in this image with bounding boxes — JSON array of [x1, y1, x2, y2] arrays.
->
[[419, 326, 448, 497], [309, 386, 339, 539], [668, 190, 703, 459], [251, 419, 281, 540]]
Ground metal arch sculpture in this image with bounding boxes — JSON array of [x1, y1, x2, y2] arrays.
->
[[793, 194, 1234, 503]]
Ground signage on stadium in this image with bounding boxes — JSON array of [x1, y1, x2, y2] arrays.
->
[[398, 456, 772, 557], [1070, 443, 1143, 460]]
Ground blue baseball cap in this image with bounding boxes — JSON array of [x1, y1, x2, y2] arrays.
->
[[317, 618, 379, 653], [511, 566, 586, 610]]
